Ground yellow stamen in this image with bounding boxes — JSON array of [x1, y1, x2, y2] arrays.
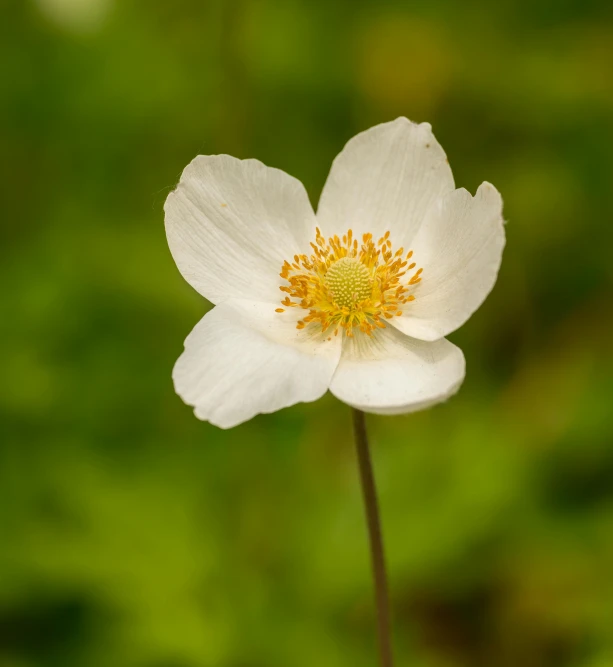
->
[[277, 229, 423, 337]]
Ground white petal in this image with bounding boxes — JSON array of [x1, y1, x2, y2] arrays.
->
[[165, 155, 317, 304], [393, 182, 505, 341], [173, 300, 341, 428], [330, 326, 465, 415], [316, 118, 454, 246]]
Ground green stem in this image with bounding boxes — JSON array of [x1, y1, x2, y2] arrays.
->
[[352, 408, 394, 667]]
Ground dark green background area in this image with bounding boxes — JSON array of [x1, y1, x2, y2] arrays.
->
[[2, 0, 613, 665]]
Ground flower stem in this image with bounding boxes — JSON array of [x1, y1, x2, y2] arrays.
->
[[351, 408, 394, 667]]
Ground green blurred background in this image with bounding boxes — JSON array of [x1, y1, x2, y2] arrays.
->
[[2, 0, 613, 665]]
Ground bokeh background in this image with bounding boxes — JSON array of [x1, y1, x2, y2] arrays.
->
[[2, 0, 613, 665]]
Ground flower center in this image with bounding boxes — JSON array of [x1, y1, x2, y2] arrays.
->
[[324, 257, 372, 309], [277, 228, 423, 337]]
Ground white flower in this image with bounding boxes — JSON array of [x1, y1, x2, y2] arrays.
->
[[165, 118, 505, 428]]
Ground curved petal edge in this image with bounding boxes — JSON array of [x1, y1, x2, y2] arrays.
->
[[330, 326, 466, 415], [173, 300, 341, 428]]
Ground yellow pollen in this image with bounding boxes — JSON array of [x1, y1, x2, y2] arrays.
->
[[277, 228, 423, 337]]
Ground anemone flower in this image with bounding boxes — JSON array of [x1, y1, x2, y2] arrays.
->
[[165, 117, 505, 667]]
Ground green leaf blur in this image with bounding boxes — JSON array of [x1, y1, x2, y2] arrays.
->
[[2, 1, 613, 666]]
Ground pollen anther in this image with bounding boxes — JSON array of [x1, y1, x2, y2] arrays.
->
[[278, 229, 423, 337]]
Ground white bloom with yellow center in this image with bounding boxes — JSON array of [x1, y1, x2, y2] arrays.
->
[[165, 118, 505, 428]]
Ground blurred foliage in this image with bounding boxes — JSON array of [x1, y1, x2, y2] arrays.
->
[[2, 0, 613, 666]]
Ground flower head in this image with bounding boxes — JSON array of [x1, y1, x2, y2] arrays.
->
[[165, 118, 505, 428]]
